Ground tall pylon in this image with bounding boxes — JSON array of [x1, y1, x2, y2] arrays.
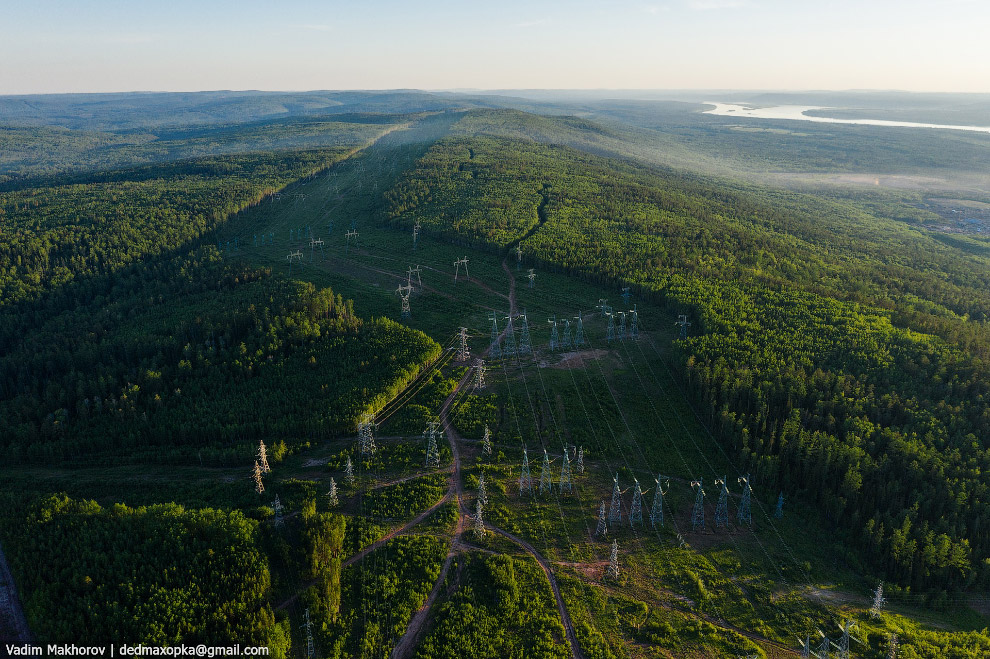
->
[[474, 359, 486, 389], [396, 284, 412, 319], [561, 319, 573, 349], [629, 305, 639, 338], [651, 474, 670, 528], [425, 421, 441, 468], [577, 446, 585, 473], [252, 460, 265, 494], [454, 257, 469, 282], [607, 540, 619, 580], [478, 473, 488, 505], [540, 449, 553, 495], [691, 479, 705, 531], [870, 581, 886, 618], [258, 440, 271, 473], [817, 635, 831, 659], [609, 474, 622, 523], [412, 221, 420, 249], [301, 608, 315, 659], [327, 477, 338, 507], [518, 312, 532, 355], [456, 327, 471, 362], [548, 316, 560, 351], [345, 229, 358, 253], [345, 456, 354, 485], [408, 264, 423, 288], [474, 499, 486, 538], [597, 500, 608, 537], [837, 619, 857, 659], [559, 447, 573, 493], [714, 477, 729, 528], [519, 448, 533, 495], [617, 311, 627, 340], [629, 479, 644, 526], [800, 634, 811, 659], [482, 424, 492, 455], [574, 313, 585, 347], [503, 314, 517, 356], [358, 414, 377, 455], [675, 314, 691, 339], [887, 634, 898, 659], [774, 492, 784, 519], [273, 494, 284, 527], [605, 312, 616, 343], [488, 312, 502, 358], [527, 268, 536, 288], [621, 287, 631, 306], [737, 474, 752, 526]]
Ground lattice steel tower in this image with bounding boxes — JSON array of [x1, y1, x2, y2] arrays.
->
[[651, 475, 670, 529], [519, 448, 533, 495], [456, 327, 471, 362], [597, 500, 608, 537], [559, 447, 573, 493], [609, 474, 623, 523], [488, 312, 502, 358], [691, 479, 705, 531], [540, 449, 553, 494], [714, 477, 729, 528], [518, 312, 532, 355], [629, 479, 644, 527], [737, 474, 752, 526]]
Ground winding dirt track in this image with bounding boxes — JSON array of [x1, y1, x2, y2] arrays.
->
[[0, 541, 32, 644]]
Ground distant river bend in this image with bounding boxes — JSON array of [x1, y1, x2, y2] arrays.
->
[[703, 102, 990, 134]]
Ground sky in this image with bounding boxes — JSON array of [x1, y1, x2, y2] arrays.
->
[[1, 0, 989, 95]]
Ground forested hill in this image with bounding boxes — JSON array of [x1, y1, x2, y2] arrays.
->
[[385, 110, 990, 598]]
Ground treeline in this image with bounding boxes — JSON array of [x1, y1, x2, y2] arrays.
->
[[0, 494, 288, 651], [0, 149, 347, 308], [0, 247, 440, 464], [384, 121, 990, 595]]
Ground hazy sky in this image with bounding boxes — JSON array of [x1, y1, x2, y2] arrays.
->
[[2, 0, 988, 94]]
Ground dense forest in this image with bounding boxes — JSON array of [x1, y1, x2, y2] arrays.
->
[[385, 117, 990, 597]]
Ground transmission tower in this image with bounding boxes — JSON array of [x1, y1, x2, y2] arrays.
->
[[412, 221, 420, 249], [577, 446, 585, 473], [608, 540, 619, 580], [310, 237, 325, 260], [286, 250, 303, 274], [273, 494, 284, 527], [456, 327, 471, 362], [478, 473, 488, 505], [408, 265, 423, 289], [503, 314, 517, 356], [737, 474, 752, 526], [513, 311, 531, 355], [488, 312, 502, 358], [327, 477, 338, 507], [345, 456, 354, 485], [800, 634, 811, 659], [301, 608, 315, 659], [574, 313, 584, 347], [651, 475, 670, 528], [609, 474, 622, 523], [358, 414, 377, 455], [482, 425, 492, 454], [519, 448, 533, 495], [887, 633, 898, 659], [870, 581, 886, 618], [621, 287, 631, 306], [816, 635, 831, 659], [527, 268, 536, 288], [540, 450, 553, 495], [691, 479, 705, 531], [474, 499, 486, 538], [548, 316, 560, 351], [629, 479, 644, 527], [605, 312, 616, 343], [258, 440, 271, 473], [425, 421, 440, 468], [596, 500, 608, 537], [515, 244, 522, 270], [629, 305, 639, 338], [675, 314, 691, 339], [474, 359, 486, 389], [774, 492, 784, 519], [396, 284, 412, 319], [561, 319, 573, 349], [837, 619, 858, 659], [617, 311, 627, 340], [560, 447, 573, 493], [453, 257, 469, 282], [253, 460, 265, 494], [714, 477, 729, 528], [345, 229, 358, 253]]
